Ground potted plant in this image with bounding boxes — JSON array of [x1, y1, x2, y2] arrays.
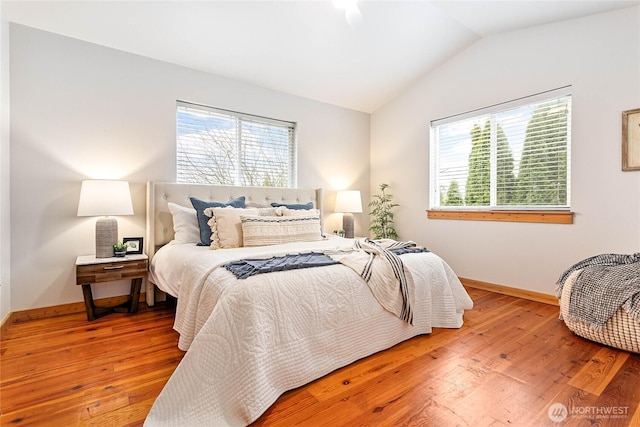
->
[[369, 183, 399, 240], [333, 229, 346, 238], [113, 241, 128, 257]]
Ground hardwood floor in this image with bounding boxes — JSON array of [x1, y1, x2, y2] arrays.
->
[[1, 288, 639, 426]]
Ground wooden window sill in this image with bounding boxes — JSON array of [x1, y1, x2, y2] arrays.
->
[[426, 209, 573, 224]]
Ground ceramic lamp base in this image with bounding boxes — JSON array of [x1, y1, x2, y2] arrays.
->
[[96, 217, 118, 258], [343, 213, 355, 239]]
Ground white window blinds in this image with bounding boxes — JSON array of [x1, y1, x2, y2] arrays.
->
[[430, 87, 572, 210], [177, 101, 297, 187]]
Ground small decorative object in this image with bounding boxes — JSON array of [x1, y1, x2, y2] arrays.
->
[[123, 237, 144, 255], [369, 183, 399, 240], [333, 229, 346, 238], [113, 241, 128, 257], [622, 108, 640, 171]]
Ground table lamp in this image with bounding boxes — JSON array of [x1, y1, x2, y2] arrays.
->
[[335, 190, 362, 239], [77, 180, 134, 258]]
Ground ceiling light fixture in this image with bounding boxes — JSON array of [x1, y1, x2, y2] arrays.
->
[[332, 0, 358, 10], [333, 0, 362, 27]]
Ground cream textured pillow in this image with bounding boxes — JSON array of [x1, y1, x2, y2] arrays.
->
[[241, 215, 322, 247], [257, 207, 280, 217], [168, 202, 200, 244], [278, 206, 320, 217], [244, 202, 280, 217], [204, 207, 259, 249]]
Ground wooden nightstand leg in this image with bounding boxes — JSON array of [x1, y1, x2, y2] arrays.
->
[[129, 278, 143, 313], [80, 284, 96, 321]]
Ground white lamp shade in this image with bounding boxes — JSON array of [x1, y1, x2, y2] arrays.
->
[[77, 180, 134, 217], [335, 190, 362, 213]]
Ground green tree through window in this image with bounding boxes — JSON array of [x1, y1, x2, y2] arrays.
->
[[465, 122, 490, 205], [464, 121, 516, 206], [430, 88, 571, 210], [514, 101, 569, 206], [443, 181, 464, 206]]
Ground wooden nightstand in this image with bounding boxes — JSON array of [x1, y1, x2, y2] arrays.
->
[[76, 254, 149, 321]]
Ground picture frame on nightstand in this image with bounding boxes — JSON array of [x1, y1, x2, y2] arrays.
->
[[123, 237, 144, 254]]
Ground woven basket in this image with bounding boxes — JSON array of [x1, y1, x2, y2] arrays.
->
[[559, 270, 640, 354]]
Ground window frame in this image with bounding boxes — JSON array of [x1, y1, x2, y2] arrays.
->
[[428, 87, 573, 224], [176, 100, 297, 188]]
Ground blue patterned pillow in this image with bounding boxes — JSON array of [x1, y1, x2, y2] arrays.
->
[[190, 196, 245, 246]]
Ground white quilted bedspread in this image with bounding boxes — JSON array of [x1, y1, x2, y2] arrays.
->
[[145, 238, 473, 426]]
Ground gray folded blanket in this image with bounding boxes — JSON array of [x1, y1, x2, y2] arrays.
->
[[556, 253, 640, 330], [224, 246, 429, 280], [225, 252, 337, 279]]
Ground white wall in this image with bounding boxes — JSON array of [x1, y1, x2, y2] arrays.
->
[[371, 7, 640, 296], [9, 24, 370, 311], [1, 3, 11, 322]]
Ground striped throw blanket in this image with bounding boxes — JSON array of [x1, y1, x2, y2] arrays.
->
[[328, 238, 423, 325]]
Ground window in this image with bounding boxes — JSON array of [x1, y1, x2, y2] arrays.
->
[[430, 87, 572, 215], [177, 101, 297, 187]]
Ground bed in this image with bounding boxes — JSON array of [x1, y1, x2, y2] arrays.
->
[[143, 181, 473, 427]]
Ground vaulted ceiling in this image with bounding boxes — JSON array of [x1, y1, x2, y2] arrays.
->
[[4, 1, 638, 112]]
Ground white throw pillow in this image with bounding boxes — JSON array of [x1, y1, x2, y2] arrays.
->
[[168, 202, 200, 244]]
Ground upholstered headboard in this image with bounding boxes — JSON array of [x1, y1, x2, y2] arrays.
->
[[145, 182, 323, 305]]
